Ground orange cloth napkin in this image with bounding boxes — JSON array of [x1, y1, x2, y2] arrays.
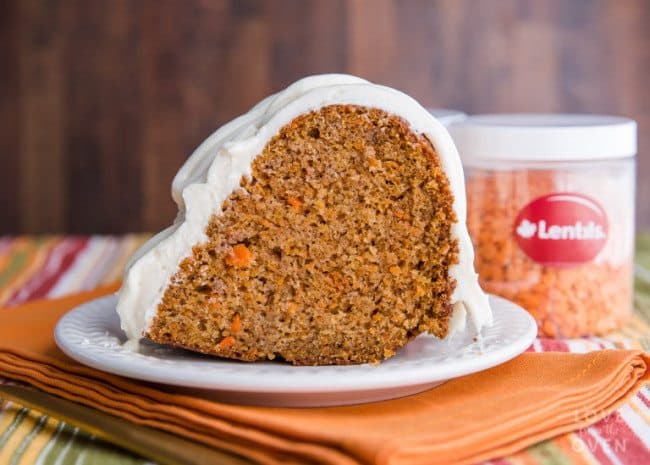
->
[[0, 286, 649, 465]]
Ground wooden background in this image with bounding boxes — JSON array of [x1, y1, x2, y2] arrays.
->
[[1, 0, 648, 234]]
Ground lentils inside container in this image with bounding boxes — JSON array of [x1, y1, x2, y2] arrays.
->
[[450, 114, 637, 337]]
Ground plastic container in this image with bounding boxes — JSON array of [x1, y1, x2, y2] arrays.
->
[[427, 108, 467, 127], [450, 114, 637, 337]]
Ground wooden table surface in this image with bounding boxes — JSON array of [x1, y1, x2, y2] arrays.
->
[[1, 0, 648, 234]]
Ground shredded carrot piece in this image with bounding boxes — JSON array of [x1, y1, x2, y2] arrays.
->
[[389, 265, 400, 275], [287, 196, 302, 209], [219, 336, 235, 348], [393, 209, 409, 220], [230, 314, 241, 333], [286, 302, 298, 316], [225, 244, 252, 267]]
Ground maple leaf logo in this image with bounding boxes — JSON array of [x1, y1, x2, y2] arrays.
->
[[516, 219, 537, 239]]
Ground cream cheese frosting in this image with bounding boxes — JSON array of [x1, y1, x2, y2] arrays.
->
[[117, 74, 493, 341]]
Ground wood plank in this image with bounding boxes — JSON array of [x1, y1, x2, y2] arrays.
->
[[268, 0, 347, 88], [17, 0, 68, 233], [347, 0, 398, 83], [0, 0, 22, 231], [138, 0, 234, 232], [64, 0, 143, 234]]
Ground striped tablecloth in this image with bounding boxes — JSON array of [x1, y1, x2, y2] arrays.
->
[[1, 235, 650, 465]]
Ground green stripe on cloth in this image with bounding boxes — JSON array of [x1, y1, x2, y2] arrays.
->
[[0, 249, 29, 288], [528, 440, 574, 465], [0, 237, 48, 278], [37, 424, 78, 465], [635, 236, 650, 323], [636, 235, 650, 270], [35, 422, 66, 465]]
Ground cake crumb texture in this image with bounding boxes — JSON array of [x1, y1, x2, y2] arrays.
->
[[147, 105, 458, 365]]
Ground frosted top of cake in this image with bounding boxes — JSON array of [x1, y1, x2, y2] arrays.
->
[[117, 74, 493, 341]]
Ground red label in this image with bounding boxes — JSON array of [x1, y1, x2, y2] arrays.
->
[[513, 193, 608, 267]]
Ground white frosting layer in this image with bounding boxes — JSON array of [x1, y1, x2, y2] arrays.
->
[[117, 74, 493, 340]]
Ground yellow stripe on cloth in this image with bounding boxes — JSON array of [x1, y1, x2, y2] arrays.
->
[[16, 415, 59, 465], [0, 405, 37, 463], [0, 401, 20, 436]]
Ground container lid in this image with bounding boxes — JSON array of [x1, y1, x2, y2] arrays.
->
[[449, 114, 637, 162], [426, 108, 467, 127]]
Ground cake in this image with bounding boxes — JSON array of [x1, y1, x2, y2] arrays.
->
[[117, 74, 492, 365]]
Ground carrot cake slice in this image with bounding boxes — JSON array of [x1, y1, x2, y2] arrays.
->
[[117, 74, 492, 365]]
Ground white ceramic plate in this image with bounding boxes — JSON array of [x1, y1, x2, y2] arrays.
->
[[55, 294, 536, 407]]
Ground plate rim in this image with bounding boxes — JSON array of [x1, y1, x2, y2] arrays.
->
[[54, 294, 537, 394]]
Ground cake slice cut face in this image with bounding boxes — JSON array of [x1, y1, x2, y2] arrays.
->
[[149, 105, 457, 364], [117, 75, 492, 365]]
